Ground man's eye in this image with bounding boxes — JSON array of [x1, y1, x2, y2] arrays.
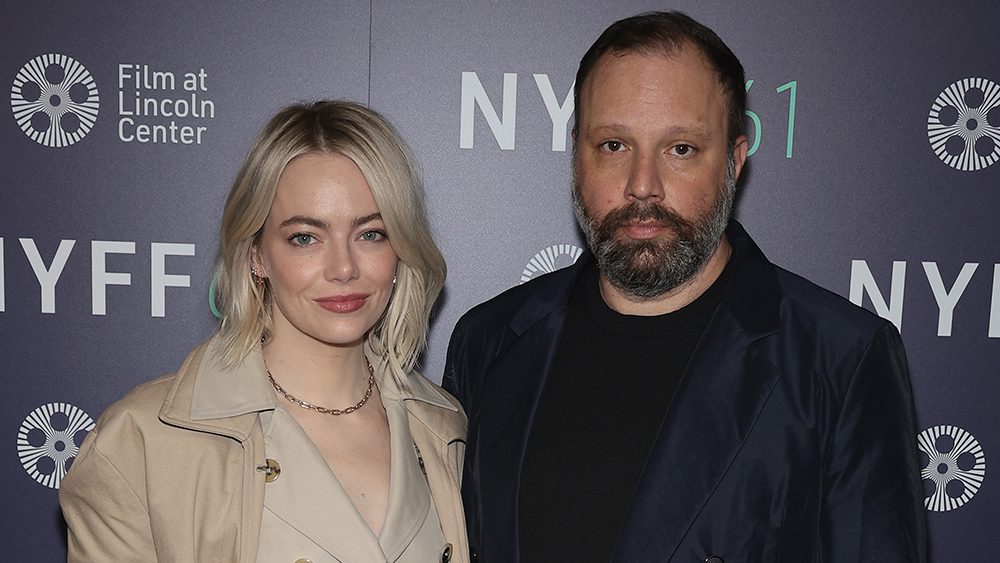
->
[[602, 140, 624, 152], [673, 144, 693, 156]]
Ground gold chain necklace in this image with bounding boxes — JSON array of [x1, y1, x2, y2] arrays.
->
[[267, 357, 375, 416]]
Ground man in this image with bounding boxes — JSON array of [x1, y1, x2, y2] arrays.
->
[[444, 11, 926, 563]]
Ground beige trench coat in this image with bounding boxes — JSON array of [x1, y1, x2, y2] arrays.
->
[[59, 337, 469, 563]]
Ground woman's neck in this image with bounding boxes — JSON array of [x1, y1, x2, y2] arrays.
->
[[261, 333, 372, 408]]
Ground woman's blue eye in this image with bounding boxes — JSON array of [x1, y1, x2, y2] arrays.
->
[[360, 230, 385, 242], [291, 234, 314, 246]]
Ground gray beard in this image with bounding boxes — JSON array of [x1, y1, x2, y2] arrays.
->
[[572, 155, 736, 300]]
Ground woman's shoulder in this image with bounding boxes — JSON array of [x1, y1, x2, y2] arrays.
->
[[398, 369, 467, 439], [87, 339, 213, 440], [404, 369, 463, 410], [95, 374, 176, 429]]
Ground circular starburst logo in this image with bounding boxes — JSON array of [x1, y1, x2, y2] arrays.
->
[[520, 244, 583, 283], [917, 425, 986, 512], [927, 77, 1000, 171], [17, 403, 95, 489], [11, 53, 100, 147]]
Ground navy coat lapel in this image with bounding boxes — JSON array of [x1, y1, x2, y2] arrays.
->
[[472, 258, 587, 559], [613, 223, 784, 562]]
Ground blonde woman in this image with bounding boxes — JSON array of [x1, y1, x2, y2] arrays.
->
[[60, 101, 468, 563]]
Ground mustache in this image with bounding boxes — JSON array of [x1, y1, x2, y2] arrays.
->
[[596, 201, 693, 235]]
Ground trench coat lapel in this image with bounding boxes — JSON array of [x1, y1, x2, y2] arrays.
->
[[260, 407, 384, 562], [612, 223, 783, 561], [405, 396, 469, 563], [392, 366, 469, 563]]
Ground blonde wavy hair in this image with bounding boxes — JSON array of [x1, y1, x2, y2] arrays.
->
[[213, 100, 446, 378]]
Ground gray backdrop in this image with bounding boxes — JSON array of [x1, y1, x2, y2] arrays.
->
[[2, 1, 998, 560]]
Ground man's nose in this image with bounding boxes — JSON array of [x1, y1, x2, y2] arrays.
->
[[625, 152, 664, 202]]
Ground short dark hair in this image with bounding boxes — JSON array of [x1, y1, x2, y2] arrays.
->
[[574, 11, 747, 144]]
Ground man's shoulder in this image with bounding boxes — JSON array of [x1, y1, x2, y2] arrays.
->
[[771, 264, 891, 339], [728, 222, 893, 342], [455, 262, 580, 335], [65, 373, 179, 487]]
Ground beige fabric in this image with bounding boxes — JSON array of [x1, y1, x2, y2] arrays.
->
[[257, 393, 447, 561], [59, 336, 469, 563]]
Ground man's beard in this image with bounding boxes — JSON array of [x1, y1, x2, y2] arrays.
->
[[573, 155, 736, 300]]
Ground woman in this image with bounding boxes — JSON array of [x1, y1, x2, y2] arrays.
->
[[60, 101, 468, 563]]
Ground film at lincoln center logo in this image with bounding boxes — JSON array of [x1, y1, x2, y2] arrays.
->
[[917, 425, 986, 512], [17, 403, 95, 489], [521, 244, 583, 283], [927, 77, 1000, 171], [11, 53, 100, 148]]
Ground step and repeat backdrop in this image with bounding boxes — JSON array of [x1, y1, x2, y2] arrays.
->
[[2, 1, 998, 560]]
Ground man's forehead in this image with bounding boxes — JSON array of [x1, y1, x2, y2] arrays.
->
[[588, 44, 721, 90], [578, 49, 727, 114]]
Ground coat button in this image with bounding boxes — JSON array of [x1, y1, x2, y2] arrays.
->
[[705, 556, 724, 563], [257, 458, 281, 482], [441, 542, 453, 562], [294, 559, 313, 563]]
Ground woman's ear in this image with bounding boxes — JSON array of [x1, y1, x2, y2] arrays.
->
[[250, 245, 267, 279]]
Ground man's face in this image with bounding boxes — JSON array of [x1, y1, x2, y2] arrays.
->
[[573, 47, 747, 299]]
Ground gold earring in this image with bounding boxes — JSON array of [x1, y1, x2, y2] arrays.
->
[[250, 265, 265, 283]]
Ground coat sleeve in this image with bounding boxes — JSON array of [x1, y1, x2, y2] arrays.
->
[[441, 315, 485, 560], [59, 425, 157, 563], [821, 323, 927, 561], [442, 317, 471, 410]]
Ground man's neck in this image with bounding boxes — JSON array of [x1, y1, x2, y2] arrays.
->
[[598, 235, 732, 316]]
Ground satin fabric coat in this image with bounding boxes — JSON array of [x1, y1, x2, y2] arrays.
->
[[443, 221, 926, 562], [60, 337, 469, 563]]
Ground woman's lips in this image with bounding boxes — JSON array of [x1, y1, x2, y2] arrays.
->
[[314, 294, 369, 313]]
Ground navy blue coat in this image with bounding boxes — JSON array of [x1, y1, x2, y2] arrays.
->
[[443, 221, 926, 562]]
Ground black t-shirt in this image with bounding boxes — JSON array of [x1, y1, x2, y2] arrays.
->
[[519, 258, 730, 561]]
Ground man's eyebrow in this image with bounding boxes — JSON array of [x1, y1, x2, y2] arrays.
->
[[586, 123, 713, 139], [279, 216, 328, 229], [586, 123, 629, 136], [352, 212, 382, 227]]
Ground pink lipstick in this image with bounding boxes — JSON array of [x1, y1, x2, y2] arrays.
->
[[315, 294, 368, 313]]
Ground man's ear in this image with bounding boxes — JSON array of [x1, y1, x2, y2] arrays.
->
[[731, 134, 749, 183]]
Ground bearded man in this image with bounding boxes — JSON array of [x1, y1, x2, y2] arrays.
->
[[444, 11, 926, 563]]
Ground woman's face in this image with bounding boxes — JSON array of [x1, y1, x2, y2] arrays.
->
[[254, 152, 399, 350]]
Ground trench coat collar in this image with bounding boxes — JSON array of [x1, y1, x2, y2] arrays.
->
[[158, 337, 266, 441], [159, 336, 460, 441]]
